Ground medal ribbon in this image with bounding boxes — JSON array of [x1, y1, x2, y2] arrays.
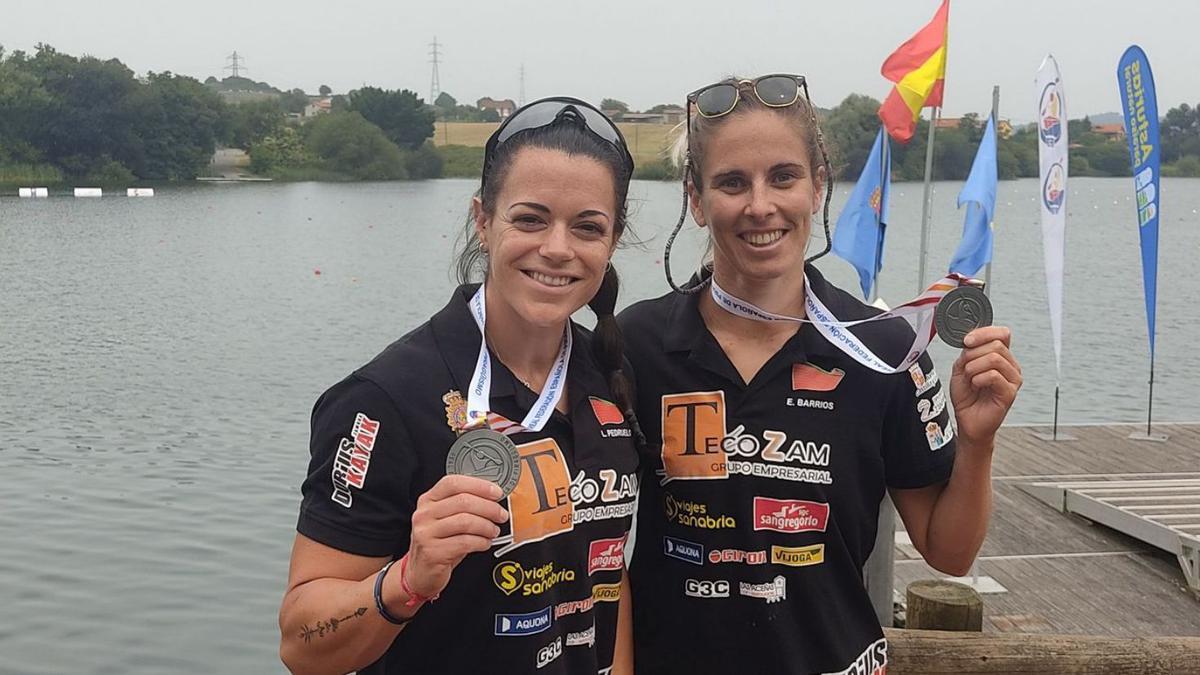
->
[[466, 284, 572, 435], [710, 274, 970, 374]]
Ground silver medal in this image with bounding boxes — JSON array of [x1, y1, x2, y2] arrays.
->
[[935, 285, 993, 348], [445, 428, 521, 497]]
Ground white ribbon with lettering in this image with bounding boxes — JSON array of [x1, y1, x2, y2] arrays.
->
[[466, 285, 571, 435], [710, 274, 965, 374]]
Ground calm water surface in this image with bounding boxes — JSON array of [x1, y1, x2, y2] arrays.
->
[[1, 178, 1198, 673]]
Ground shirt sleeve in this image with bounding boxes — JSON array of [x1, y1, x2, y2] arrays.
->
[[880, 353, 957, 489], [297, 374, 419, 557]]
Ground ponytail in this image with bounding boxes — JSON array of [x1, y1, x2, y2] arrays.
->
[[587, 265, 645, 447]]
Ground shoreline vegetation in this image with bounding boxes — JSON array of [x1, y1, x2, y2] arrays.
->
[[3, 44, 1200, 188]]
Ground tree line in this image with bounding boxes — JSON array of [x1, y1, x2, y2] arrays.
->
[[3, 44, 1199, 184], [824, 93, 1200, 181], [0, 44, 442, 183]]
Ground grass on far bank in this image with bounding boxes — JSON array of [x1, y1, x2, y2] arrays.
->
[[0, 163, 65, 186]]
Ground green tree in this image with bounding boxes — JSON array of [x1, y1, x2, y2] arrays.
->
[[21, 44, 142, 177], [278, 88, 310, 114], [348, 87, 435, 150], [958, 113, 982, 144], [0, 47, 55, 166], [1161, 102, 1200, 163], [303, 111, 407, 179], [318, 84, 331, 96], [932, 127, 973, 180], [131, 71, 227, 179], [434, 91, 457, 115], [249, 126, 311, 174], [822, 93, 883, 179], [404, 142, 444, 179], [1002, 127, 1039, 177], [1067, 115, 1093, 139], [227, 99, 285, 149], [600, 98, 628, 122], [1165, 155, 1200, 177]]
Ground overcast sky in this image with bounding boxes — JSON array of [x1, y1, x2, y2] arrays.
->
[[5, 0, 1196, 121]]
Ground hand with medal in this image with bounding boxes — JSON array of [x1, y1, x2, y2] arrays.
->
[[948, 325, 1023, 449], [404, 474, 510, 603]]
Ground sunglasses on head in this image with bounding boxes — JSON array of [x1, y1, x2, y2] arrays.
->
[[687, 74, 810, 119], [482, 97, 633, 188]]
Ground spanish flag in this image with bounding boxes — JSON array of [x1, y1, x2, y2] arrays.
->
[[878, 0, 949, 142]]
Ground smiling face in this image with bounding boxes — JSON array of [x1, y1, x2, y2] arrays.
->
[[473, 146, 618, 329], [689, 108, 825, 289]]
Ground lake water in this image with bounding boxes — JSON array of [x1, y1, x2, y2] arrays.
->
[[1, 177, 1197, 673]]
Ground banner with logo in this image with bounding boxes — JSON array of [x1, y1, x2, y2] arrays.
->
[[1035, 55, 1067, 377], [1117, 45, 1161, 357]]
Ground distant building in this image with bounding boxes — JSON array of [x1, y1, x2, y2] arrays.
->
[[304, 98, 332, 118], [621, 113, 667, 124], [658, 105, 686, 125], [477, 97, 516, 118], [1092, 123, 1126, 141]]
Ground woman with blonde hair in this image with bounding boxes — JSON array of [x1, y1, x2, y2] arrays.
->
[[618, 75, 1021, 674]]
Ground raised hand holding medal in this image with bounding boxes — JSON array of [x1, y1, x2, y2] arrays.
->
[[403, 283, 573, 609], [927, 278, 1020, 450]]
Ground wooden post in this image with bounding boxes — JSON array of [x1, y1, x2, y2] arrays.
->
[[884, 628, 1200, 674], [906, 579, 983, 631]]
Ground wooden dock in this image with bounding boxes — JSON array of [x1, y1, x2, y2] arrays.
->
[[894, 423, 1200, 637]]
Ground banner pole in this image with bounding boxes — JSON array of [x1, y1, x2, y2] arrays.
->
[[1053, 384, 1060, 440], [917, 108, 939, 294], [1147, 351, 1155, 436]]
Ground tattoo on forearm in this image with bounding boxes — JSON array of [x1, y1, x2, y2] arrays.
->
[[299, 607, 369, 643]]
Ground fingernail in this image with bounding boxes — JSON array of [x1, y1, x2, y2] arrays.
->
[[491, 484, 503, 499], [500, 509, 510, 523]]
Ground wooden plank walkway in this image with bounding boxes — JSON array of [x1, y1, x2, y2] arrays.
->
[[894, 423, 1200, 637]]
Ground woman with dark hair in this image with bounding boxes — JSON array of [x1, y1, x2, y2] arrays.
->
[[279, 98, 641, 675], [618, 76, 1022, 674]]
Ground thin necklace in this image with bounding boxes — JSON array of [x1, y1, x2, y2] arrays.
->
[[485, 329, 536, 390]]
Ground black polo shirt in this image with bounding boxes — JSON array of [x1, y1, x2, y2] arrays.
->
[[297, 284, 639, 674], [618, 266, 956, 675]]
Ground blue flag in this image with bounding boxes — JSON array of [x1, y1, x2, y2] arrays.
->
[[949, 115, 998, 277], [1117, 45, 1161, 356], [832, 127, 890, 299]]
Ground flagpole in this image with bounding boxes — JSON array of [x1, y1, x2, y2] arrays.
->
[[866, 126, 894, 623], [917, 107, 939, 294], [983, 86, 999, 292], [870, 125, 889, 304]]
